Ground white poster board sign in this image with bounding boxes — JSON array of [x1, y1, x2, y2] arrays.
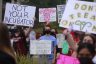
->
[[4, 3, 36, 27], [57, 5, 65, 23], [56, 34, 65, 48], [30, 40, 52, 55], [66, 0, 79, 3], [59, 1, 96, 34], [39, 8, 56, 22]]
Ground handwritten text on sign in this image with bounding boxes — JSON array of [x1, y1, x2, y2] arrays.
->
[[4, 3, 36, 27], [59, 1, 96, 34], [30, 40, 51, 55], [57, 5, 65, 23], [39, 8, 56, 22]]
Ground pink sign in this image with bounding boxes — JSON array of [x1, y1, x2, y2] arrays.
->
[[56, 54, 80, 64], [39, 8, 56, 22]]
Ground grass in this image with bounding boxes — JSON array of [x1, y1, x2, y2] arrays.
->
[[17, 54, 38, 64]]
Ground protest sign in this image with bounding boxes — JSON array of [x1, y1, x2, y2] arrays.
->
[[30, 40, 51, 55], [66, 0, 79, 3], [39, 8, 56, 22], [4, 3, 36, 27], [56, 34, 65, 48], [56, 54, 80, 64], [57, 5, 65, 23], [59, 1, 96, 34]]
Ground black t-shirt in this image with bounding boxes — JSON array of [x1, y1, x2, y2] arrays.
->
[[0, 50, 16, 64]]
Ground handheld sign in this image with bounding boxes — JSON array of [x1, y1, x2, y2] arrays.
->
[[57, 5, 65, 23], [30, 40, 51, 55], [57, 54, 80, 64], [39, 8, 56, 22], [59, 1, 96, 34], [56, 34, 65, 48], [4, 3, 36, 27]]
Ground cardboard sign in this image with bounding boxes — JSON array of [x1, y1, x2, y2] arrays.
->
[[56, 34, 65, 48], [59, 1, 96, 34], [4, 3, 36, 27], [56, 54, 80, 64], [39, 8, 56, 22], [30, 40, 51, 55], [57, 5, 65, 23]]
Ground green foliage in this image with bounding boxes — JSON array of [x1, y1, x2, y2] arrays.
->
[[17, 55, 33, 64], [21, 0, 66, 7], [16, 54, 39, 64]]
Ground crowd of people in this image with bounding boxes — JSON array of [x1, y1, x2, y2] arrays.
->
[[0, 22, 96, 64]]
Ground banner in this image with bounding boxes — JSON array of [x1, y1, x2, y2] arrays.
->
[[30, 40, 52, 55], [57, 5, 65, 23], [56, 54, 80, 64], [59, 1, 96, 34], [4, 3, 36, 27], [56, 34, 65, 48], [39, 8, 56, 22]]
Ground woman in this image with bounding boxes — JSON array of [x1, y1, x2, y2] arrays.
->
[[0, 23, 16, 64], [56, 29, 77, 60], [82, 34, 96, 45], [77, 43, 95, 64], [13, 27, 27, 55]]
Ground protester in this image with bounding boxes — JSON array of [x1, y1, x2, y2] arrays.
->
[[63, 29, 77, 51], [39, 26, 57, 64], [53, 28, 78, 64], [36, 32, 41, 39], [42, 24, 51, 36], [24, 27, 36, 53], [13, 27, 27, 55], [0, 23, 16, 64], [70, 31, 81, 43], [81, 34, 96, 45], [56, 29, 77, 55], [77, 43, 95, 64], [50, 28, 58, 38], [72, 33, 96, 58]]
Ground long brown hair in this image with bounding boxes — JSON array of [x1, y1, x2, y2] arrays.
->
[[0, 23, 16, 60]]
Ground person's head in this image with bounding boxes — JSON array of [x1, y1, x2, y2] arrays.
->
[[50, 28, 57, 37], [44, 26, 51, 35], [0, 23, 11, 47], [51, 29, 56, 33], [14, 29, 20, 37], [0, 23, 16, 64], [77, 43, 95, 64], [83, 34, 95, 45]]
